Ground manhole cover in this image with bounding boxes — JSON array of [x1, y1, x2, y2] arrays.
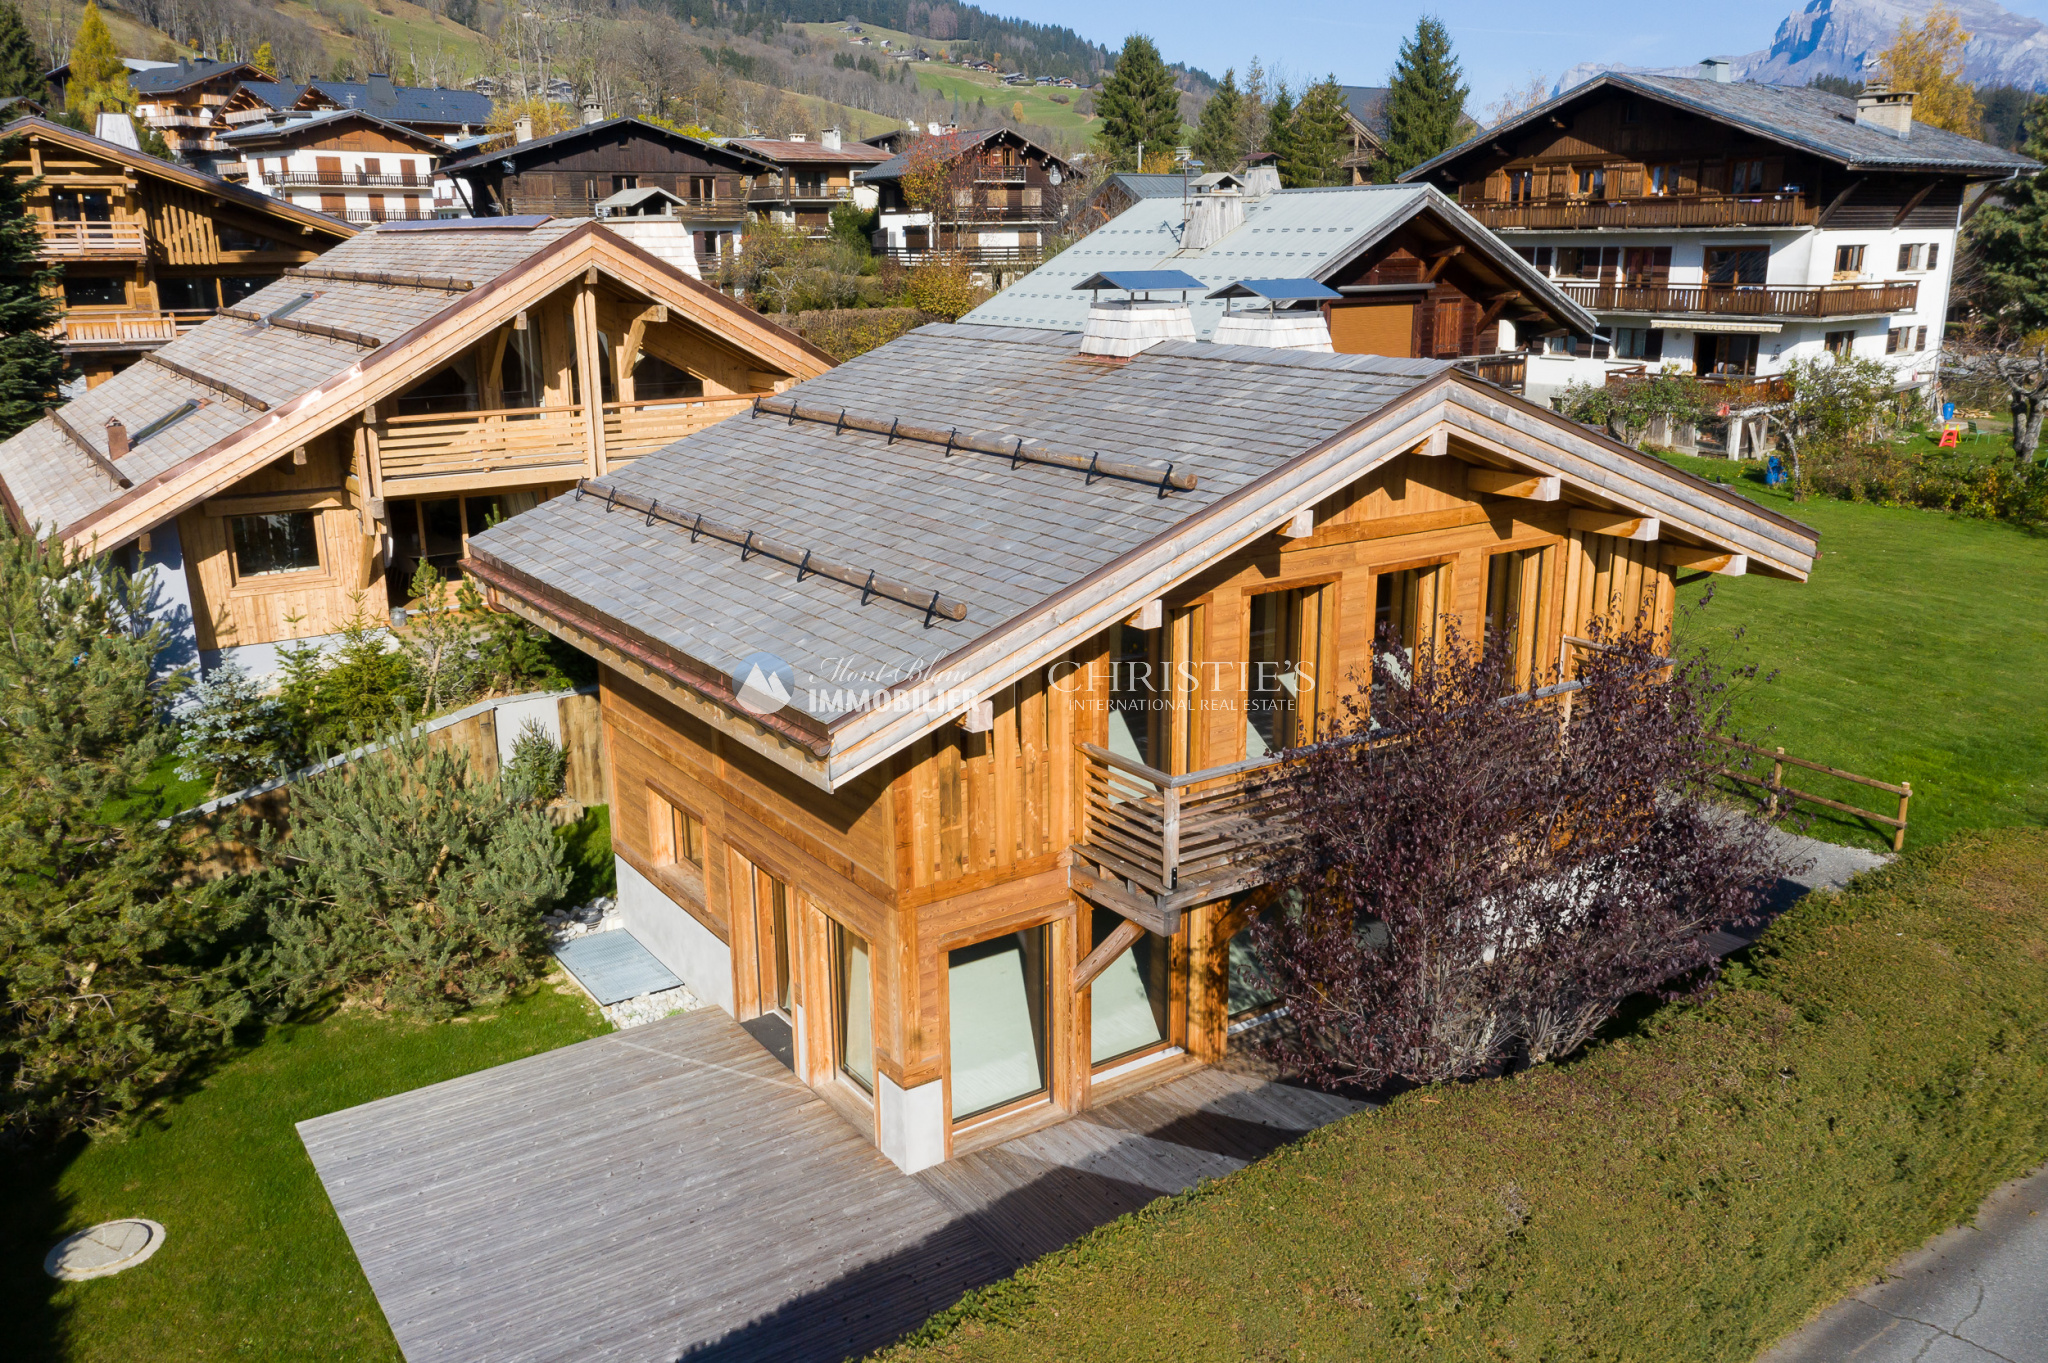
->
[[44, 1219, 166, 1281]]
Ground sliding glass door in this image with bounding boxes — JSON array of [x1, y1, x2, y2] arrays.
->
[[947, 927, 1051, 1122], [1087, 908, 1173, 1066]]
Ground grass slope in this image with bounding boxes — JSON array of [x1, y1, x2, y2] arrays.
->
[[879, 829, 2048, 1361], [796, 23, 1099, 138], [2, 986, 607, 1362], [1657, 458, 2048, 851]]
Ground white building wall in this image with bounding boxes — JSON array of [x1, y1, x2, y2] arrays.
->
[[239, 144, 443, 223]]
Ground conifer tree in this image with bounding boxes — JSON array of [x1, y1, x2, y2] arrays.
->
[[65, 3, 133, 121], [1373, 16, 1470, 180], [0, 529, 253, 1138], [1095, 34, 1182, 170], [0, 0, 41, 100], [0, 140, 71, 440], [1965, 98, 2048, 339], [1191, 68, 1244, 172], [1284, 75, 1350, 187], [1264, 83, 1296, 176]]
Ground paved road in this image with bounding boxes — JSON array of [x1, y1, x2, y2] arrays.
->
[[1760, 1163, 2048, 1363]]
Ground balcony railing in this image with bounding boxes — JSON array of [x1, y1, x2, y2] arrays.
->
[[54, 309, 215, 347], [977, 164, 1029, 182], [275, 172, 432, 189], [376, 406, 592, 492], [38, 220, 148, 257], [1456, 352, 1527, 392], [748, 181, 857, 202], [1559, 279, 1918, 319], [337, 209, 441, 224], [602, 395, 756, 465], [1472, 193, 1816, 231], [878, 243, 1044, 264]]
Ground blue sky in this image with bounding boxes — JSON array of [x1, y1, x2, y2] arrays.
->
[[1007, 0, 2048, 109]]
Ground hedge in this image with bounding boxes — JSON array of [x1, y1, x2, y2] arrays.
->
[[879, 829, 2048, 1361]]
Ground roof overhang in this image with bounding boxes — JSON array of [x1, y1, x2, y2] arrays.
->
[[473, 371, 1816, 794]]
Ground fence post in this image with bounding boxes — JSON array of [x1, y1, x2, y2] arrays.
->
[[1160, 780, 1181, 892], [1768, 746, 1784, 817], [1894, 781, 1911, 853]]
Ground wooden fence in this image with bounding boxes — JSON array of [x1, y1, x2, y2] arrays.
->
[[1713, 737, 1911, 851]]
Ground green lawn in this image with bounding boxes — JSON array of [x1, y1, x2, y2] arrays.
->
[[1, 988, 608, 1363], [1658, 454, 2048, 850]]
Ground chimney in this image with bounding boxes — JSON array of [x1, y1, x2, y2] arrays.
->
[[1180, 192, 1244, 251], [580, 94, 602, 125], [788, 132, 807, 142], [104, 418, 128, 460], [1856, 82, 1916, 138], [1080, 298, 1197, 358], [514, 115, 533, 144], [821, 126, 842, 150], [367, 72, 395, 106], [1699, 56, 1733, 83], [1211, 309, 1333, 352]]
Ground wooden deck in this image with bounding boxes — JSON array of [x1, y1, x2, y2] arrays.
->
[[300, 1009, 1363, 1362]]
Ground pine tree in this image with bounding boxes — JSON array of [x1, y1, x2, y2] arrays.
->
[[1373, 16, 1471, 181], [173, 660, 292, 793], [0, 141, 72, 441], [0, 528, 253, 1138], [1095, 34, 1182, 170], [1965, 98, 2048, 339], [1284, 75, 1350, 187], [1265, 83, 1296, 175], [0, 0, 42, 100], [1191, 68, 1243, 172], [65, 3, 133, 121]]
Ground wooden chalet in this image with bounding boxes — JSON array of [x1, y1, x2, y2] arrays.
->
[[0, 218, 831, 674], [729, 129, 888, 238], [440, 119, 775, 272], [4, 115, 357, 388], [858, 128, 1074, 264], [462, 314, 1818, 1172]]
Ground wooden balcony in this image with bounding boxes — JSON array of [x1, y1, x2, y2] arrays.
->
[[747, 181, 858, 203], [277, 172, 431, 189], [375, 406, 592, 496], [602, 395, 756, 466], [1071, 742, 1293, 934], [55, 308, 214, 348], [1471, 194, 1817, 231], [1455, 352, 1527, 392], [38, 220, 148, 257], [1558, 279, 1918, 319]]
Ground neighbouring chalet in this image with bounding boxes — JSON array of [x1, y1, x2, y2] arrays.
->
[[1069, 170, 1250, 236], [4, 115, 357, 387], [0, 218, 831, 674], [1400, 63, 2039, 385], [219, 76, 496, 146], [1338, 86, 1392, 184], [439, 119, 775, 272], [221, 109, 453, 225], [42, 57, 268, 165], [729, 128, 888, 238], [967, 182, 1603, 398], [462, 300, 1818, 1173], [857, 128, 1074, 264]]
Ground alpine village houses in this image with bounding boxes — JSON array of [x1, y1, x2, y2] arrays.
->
[[1400, 62, 2039, 385], [5, 114, 357, 388], [858, 127, 1075, 264], [0, 217, 831, 674], [462, 259, 1818, 1172]]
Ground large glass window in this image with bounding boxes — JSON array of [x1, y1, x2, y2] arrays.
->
[[62, 276, 127, 308], [1484, 546, 1552, 693], [218, 276, 270, 307], [1227, 917, 1281, 1020], [230, 512, 321, 577], [1373, 564, 1446, 666], [837, 924, 874, 1093], [948, 927, 1050, 1121], [1106, 623, 1159, 769], [630, 353, 703, 401], [1245, 587, 1323, 760], [1088, 908, 1171, 1066]]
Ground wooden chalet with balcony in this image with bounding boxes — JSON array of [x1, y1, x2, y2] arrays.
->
[[5, 115, 357, 387], [0, 217, 831, 675], [462, 305, 1817, 1173], [859, 128, 1074, 264], [1400, 63, 2038, 384], [730, 129, 888, 237], [220, 108, 452, 225], [440, 119, 776, 272]]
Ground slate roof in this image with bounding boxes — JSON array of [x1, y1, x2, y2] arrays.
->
[[440, 118, 775, 175], [467, 324, 1450, 730], [0, 219, 580, 536], [1406, 74, 2042, 182], [856, 128, 1072, 184], [295, 80, 494, 127], [963, 184, 1599, 339], [129, 60, 264, 95], [217, 108, 451, 151], [730, 137, 891, 165]]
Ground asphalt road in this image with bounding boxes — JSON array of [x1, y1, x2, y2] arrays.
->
[[1759, 1163, 2048, 1363]]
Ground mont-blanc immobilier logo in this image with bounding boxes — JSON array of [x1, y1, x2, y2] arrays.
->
[[730, 651, 797, 717]]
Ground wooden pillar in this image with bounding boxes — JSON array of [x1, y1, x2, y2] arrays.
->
[[573, 283, 608, 477]]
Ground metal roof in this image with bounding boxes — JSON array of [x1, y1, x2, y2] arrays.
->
[[216, 108, 450, 151], [964, 184, 1599, 339], [1208, 278, 1342, 301], [1405, 74, 2043, 183], [440, 117, 775, 175], [1073, 269, 1208, 293]]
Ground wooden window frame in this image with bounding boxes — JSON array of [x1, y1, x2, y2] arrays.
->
[[223, 507, 338, 594], [942, 918, 1060, 1133]]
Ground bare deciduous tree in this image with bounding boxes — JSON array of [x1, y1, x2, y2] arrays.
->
[[1941, 340, 2048, 463]]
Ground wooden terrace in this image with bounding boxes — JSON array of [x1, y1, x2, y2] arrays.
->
[[1470, 193, 1818, 231], [299, 1005, 1360, 1362], [37, 219, 150, 256], [1558, 279, 1917, 319]]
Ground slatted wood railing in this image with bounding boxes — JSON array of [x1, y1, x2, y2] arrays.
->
[[601, 395, 755, 466], [376, 406, 591, 489], [55, 309, 214, 344], [1471, 194, 1815, 230], [38, 220, 149, 255], [1558, 280, 1917, 319]]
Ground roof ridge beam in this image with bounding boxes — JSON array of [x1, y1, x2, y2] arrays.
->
[[750, 396, 1198, 492]]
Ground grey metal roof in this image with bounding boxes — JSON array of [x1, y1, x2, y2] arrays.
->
[[292, 80, 494, 127], [1405, 74, 2043, 183], [963, 184, 1599, 338], [468, 323, 1449, 732], [130, 60, 263, 94], [216, 108, 449, 150], [0, 220, 583, 535], [440, 118, 774, 176]]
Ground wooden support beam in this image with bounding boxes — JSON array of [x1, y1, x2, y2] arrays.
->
[[1569, 508, 1660, 541], [1466, 466, 1560, 501], [1279, 508, 1314, 539], [1413, 427, 1448, 457], [1894, 179, 1937, 228], [1661, 544, 1747, 575], [1126, 597, 1163, 629], [1421, 245, 1464, 283], [958, 698, 994, 732], [573, 285, 607, 477], [1072, 916, 1146, 991], [1476, 291, 1521, 332], [1820, 176, 1863, 226]]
